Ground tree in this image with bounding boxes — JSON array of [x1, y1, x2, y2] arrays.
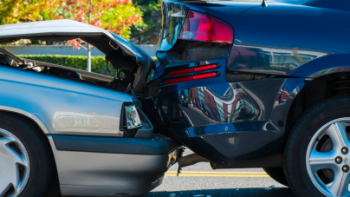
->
[[131, 0, 162, 44], [45, 0, 144, 39], [0, 0, 144, 40], [44, 0, 145, 71], [0, 0, 60, 25]]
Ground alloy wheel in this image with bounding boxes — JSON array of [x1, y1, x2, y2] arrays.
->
[[306, 118, 350, 197], [0, 128, 30, 197]]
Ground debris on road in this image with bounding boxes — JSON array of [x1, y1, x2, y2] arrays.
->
[[265, 185, 276, 190]]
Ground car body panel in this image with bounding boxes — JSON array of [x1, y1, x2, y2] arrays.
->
[[183, 1, 350, 76], [157, 1, 190, 52], [0, 65, 133, 136], [48, 136, 179, 196], [152, 58, 286, 165]]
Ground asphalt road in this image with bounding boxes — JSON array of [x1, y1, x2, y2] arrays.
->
[[141, 149, 295, 197], [64, 148, 295, 197]]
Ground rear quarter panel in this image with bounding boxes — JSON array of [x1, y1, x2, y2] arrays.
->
[[190, 2, 350, 76]]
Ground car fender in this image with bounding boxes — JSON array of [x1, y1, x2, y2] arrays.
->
[[0, 66, 133, 137], [0, 105, 49, 133], [271, 53, 350, 136], [289, 53, 350, 78]]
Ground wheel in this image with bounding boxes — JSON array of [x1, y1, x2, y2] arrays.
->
[[263, 167, 289, 187], [0, 112, 53, 197], [285, 97, 350, 197]]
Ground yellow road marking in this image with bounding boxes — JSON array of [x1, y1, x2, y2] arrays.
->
[[165, 171, 270, 178], [166, 171, 267, 174]]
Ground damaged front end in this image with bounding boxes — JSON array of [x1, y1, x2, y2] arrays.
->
[[0, 20, 184, 196], [0, 20, 155, 96]]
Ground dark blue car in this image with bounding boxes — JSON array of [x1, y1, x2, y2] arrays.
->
[[143, 0, 350, 196]]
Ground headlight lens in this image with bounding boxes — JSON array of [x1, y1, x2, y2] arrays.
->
[[125, 104, 142, 129]]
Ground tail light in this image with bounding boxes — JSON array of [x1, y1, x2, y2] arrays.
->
[[166, 72, 219, 84], [169, 64, 219, 76], [178, 10, 234, 44]]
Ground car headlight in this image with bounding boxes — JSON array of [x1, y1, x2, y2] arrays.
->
[[125, 104, 142, 129]]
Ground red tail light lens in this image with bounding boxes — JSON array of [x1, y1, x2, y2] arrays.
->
[[179, 11, 234, 44], [169, 64, 219, 76], [166, 72, 219, 84]]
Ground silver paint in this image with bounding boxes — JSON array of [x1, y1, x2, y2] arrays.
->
[[48, 137, 168, 196], [0, 66, 133, 136]]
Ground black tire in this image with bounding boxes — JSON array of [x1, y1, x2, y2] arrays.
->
[[263, 167, 289, 187], [284, 97, 350, 197], [0, 112, 54, 197]]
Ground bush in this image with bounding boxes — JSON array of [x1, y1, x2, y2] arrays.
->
[[17, 55, 158, 77], [18, 55, 118, 77]]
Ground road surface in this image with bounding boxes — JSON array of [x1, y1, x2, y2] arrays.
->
[[142, 149, 294, 197]]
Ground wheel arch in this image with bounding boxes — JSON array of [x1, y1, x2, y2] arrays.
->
[[285, 71, 350, 138], [281, 53, 350, 135], [0, 106, 49, 134], [0, 109, 61, 196]]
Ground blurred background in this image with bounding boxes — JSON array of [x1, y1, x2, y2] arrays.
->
[[0, 0, 161, 75]]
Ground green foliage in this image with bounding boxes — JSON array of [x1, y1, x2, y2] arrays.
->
[[100, 3, 144, 40], [0, 0, 58, 25], [0, 0, 144, 41], [17, 55, 158, 76], [151, 56, 158, 62], [42, 0, 145, 40], [17, 55, 118, 77], [131, 0, 162, 38]]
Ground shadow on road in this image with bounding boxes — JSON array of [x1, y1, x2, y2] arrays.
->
[[142, 188, 295, 197]]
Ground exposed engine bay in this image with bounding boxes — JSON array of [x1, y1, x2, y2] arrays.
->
[[0, 46, 143, 93]]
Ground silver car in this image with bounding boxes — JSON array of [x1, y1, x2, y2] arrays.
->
[[0, 20, 181, 197]]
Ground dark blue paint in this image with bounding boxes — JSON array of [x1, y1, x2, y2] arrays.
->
[[151, 0, 350, 165], [186, 121, 277, 138]]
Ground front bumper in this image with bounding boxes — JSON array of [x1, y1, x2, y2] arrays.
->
[[48, 134, 181, 196]]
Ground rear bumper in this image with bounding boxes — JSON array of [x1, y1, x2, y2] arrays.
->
[[48, 134, 181, 196], [181, 122, 281, 166], [150, 58, 288, 166]]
